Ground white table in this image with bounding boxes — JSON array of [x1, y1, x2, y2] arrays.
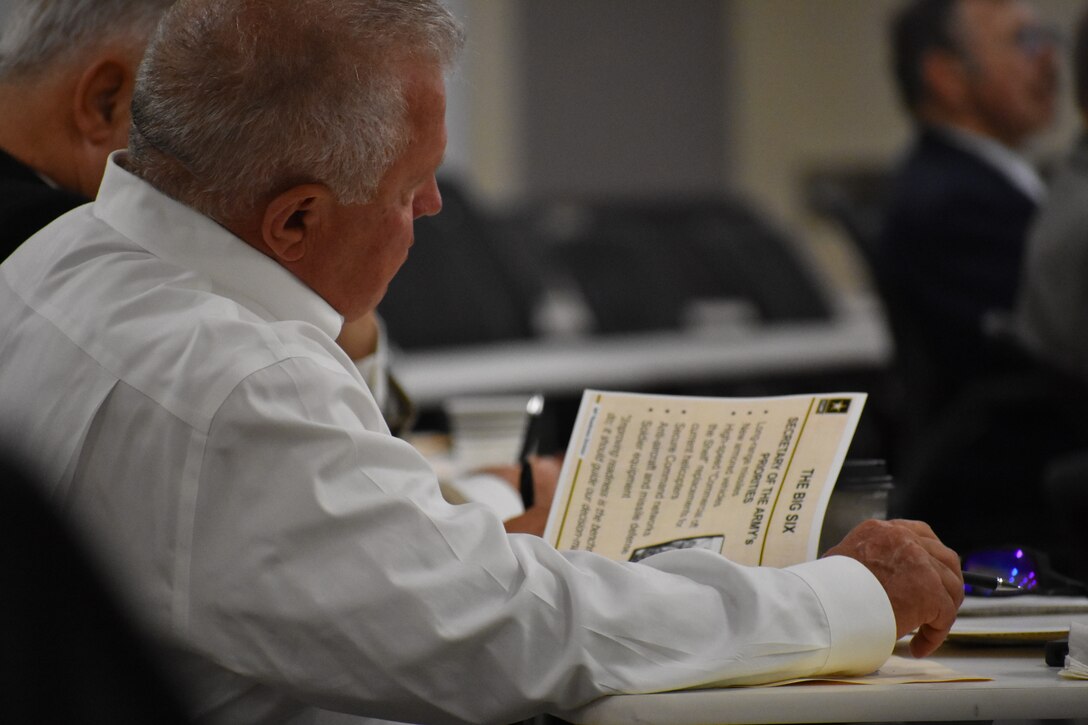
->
[[556, 643, 1088, 724], [392, 297, 892, 407]]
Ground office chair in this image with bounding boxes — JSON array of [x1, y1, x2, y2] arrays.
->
[[378, 177, 539, 350], [545, 197, 833, 335], [805, 168, 893, 267], [545, 210, 719, 334]]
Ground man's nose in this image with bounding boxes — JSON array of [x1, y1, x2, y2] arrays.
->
[[413, 178, 443, 219]]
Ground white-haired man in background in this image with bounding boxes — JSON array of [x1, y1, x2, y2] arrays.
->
[[0, 0, 430, 439], [0, 0, 173, 260], [0, 1, 963, 723]]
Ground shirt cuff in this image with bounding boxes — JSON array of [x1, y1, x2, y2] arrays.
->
[[786, 555, 896, 676]]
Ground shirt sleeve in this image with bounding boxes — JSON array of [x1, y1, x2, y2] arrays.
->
[[185, 356, 896, 724], [785, 555, 895, 678]]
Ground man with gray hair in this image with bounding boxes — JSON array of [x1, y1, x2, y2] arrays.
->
[[0, 1, 963, 723], [0, 0, 173, 259]]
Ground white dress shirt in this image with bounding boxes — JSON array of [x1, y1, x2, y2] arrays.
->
[[0, 155, 895, 725]]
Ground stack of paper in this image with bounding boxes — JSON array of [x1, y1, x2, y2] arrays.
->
[[1060, 621, 1088, 680], [949, 597, 1088, 644]]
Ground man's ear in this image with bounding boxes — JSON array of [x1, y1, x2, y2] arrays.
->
[[261, 185, 332, 264], [72, 56, 133, 146], [922, 49, 970, 111]]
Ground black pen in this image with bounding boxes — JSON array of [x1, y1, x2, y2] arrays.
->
[[962, 570, 1023, 592], [518, 394, 544, 509]]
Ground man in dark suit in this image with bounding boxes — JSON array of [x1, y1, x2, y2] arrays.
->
[[880, 0, 1080, 559], [0, 0, 172, 260], [877, 0, 1058, 418]]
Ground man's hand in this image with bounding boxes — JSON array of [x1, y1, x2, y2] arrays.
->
[[823, 519, 963, 658], [486, 455, 562, 536]]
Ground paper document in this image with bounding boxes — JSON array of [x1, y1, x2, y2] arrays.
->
[[948, 611, 1088, 643], [752, 655, 990, 687], [543, 390, 865, 566], [1060, 621, 1088, 679], [958, 595, 1088, 617]]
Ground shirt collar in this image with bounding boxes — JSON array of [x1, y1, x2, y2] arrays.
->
[[932, 125, 1047, 203], [93, 152, 344, 340]]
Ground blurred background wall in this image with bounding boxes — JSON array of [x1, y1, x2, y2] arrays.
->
[[446, 0, 1086, 290], [0, 0, 1082, 288]]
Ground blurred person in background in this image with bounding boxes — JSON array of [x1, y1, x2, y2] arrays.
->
[[877, 0, 1059, 426], [0, 0, 173, 260], [1009, 6, 1088, 586], [883, 0, 1088, 574], [1013, 6, 1088, 389]]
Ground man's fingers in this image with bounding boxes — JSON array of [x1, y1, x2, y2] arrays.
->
[[932, 553, 966, 609], [910, 623, 949, 658], [905, 559, 961, 655]]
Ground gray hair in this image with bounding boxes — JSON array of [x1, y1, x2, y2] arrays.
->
[[0, 0, 173, 81], [126, 0, 464, 222]]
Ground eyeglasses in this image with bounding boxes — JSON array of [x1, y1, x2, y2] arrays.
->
[[962, 546, 1087, 597]]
